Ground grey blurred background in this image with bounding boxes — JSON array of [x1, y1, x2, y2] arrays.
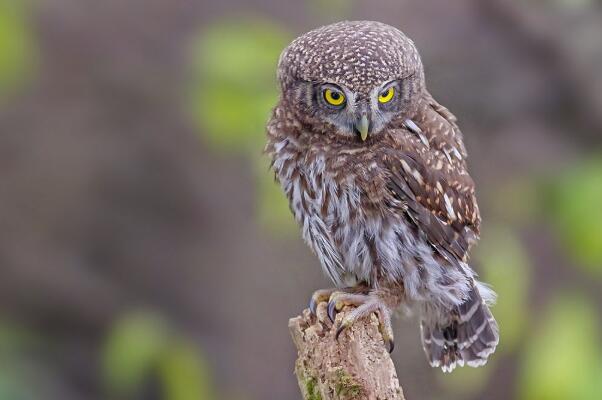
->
[[1, 0, 601, 399]]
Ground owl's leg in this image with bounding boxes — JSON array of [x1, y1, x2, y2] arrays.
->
[[327, 291, 399, 353]]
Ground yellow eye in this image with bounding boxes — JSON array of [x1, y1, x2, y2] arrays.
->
[[323, 88, 346, 106], [378, 87, 395, 103]]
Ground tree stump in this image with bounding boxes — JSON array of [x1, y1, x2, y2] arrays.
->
[[289, 302, 405, 400]]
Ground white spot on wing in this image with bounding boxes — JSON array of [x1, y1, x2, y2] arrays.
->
[[444, 193, 456, 220]]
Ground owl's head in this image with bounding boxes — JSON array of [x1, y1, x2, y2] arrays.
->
[[277, 20, 425, 142]]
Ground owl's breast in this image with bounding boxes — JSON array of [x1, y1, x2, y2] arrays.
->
[[269, 129, 427, 286], [272, 142, 407, 285], [285, 150, 364, 234]]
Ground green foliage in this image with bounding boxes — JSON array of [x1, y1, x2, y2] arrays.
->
[[0, 320, 42, 400], [102, 311, 216, 400], [477, 226, 531, 352], [489, 178, 540, 226], [103, 313, 168, 394], [256, 157, 296, 234], [519, 295, 602, 400], [543, 157, 602, 275], [190, 20, 289, 152], [0, 0, 36, 98], [0, 367, 32, 400], [490, 156, 602, 276], [0, 320, 37, 355], [190, 19, 298, 234], [159, 342, 216, 400], [440, 226, 531, 396]]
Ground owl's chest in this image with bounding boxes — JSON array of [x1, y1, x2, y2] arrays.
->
[[294, 156, 412, 280], [286, 152, 395, 243], [272, 144, 419, 283], [285, 159, 358, 227]]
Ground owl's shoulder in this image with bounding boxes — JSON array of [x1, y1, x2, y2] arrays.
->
[[376, 96, 481, 259]]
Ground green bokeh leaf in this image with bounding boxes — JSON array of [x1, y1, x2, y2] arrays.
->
[[189, 19, 298, 234], [476, 225, 531, 352], [103, 312, 218, 399], [190, 20, 289, 153], [0, 367, 32, 400], [543, 157, 602, 275], [489, 178, 540, 225], [102, 312, 168, 394], [256, 156, 296, 235], [158, 342, 216, 400], [0, 0, 36, 98], [0, 321, 47, 400], [441, 225, 532, 396], [519, 295, 602, 400], [0, 320, 37, 355]]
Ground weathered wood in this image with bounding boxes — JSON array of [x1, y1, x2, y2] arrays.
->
[[289, 304, 405, 400]]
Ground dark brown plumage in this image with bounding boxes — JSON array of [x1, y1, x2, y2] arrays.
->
[[266, 21, 498, 372]]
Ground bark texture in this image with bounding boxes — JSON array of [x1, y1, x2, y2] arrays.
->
[[289, 303, 405, 400]]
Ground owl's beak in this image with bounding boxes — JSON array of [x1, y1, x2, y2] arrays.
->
[[355, 115, 370, 141]]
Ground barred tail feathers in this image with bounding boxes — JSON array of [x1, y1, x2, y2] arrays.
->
[[421, 282, 499, 372]]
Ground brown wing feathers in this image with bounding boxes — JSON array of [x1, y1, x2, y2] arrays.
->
[[385, 98, 480, 265], [386, 155, 470, 267]]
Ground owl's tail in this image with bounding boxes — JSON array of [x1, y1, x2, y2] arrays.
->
[[420, 282, 499, 373]]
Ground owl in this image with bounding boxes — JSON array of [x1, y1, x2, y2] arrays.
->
[[265, 21, 498, 372]]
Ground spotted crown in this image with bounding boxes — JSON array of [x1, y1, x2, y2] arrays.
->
[[277, 20, 425, 94]]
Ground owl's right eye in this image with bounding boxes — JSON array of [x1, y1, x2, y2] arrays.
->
[[323, 88, 346, 107]]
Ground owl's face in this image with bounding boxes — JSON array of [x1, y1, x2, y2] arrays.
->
[[278, 21, 425, 142], [290, 77, 416, 141]]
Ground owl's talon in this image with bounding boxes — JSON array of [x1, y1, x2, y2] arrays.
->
[[309, 289, 397, 353], [335, 314, 354, 340], [335, 323, 346, 341], [387, 337, 395, 353], [327, 300, 339, 323], [326, 290, 370, 323], [376, 305, 396, 353], [308, 288, 337, 316], [309, 297, 319, 316], [326, 291, 398, 353]]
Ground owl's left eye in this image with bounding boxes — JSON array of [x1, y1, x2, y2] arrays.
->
[[323, 88, 346, 107], [378, 87, 395, 103]]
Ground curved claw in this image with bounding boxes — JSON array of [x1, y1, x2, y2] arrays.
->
[[335, 324, 346, 341], [327, 300, 338, 323], [308, 288, 338, 317], [309, 297, 318, 316], [387, 338, 395, 353]]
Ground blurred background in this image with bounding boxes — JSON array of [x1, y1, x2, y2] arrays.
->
[[0, 0, 601, 399]]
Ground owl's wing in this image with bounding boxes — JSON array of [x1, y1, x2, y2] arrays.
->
[[384, 103, 480, 265]]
